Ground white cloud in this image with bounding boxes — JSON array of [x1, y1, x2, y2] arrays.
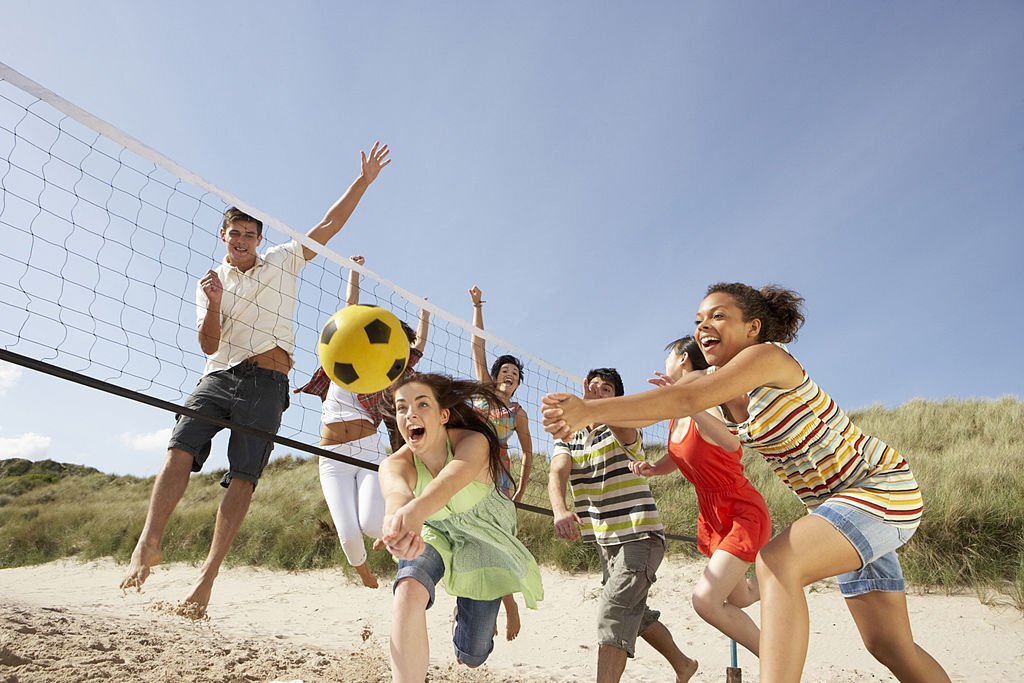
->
[[0, 432, 52, 460], [0, 362, 22, 398], [119, 428, 173, 452]]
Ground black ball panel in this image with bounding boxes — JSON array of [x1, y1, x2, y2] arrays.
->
[[334, 362, 359, 384], [320, 318, 337, 346], [386, 358, 405, 381], [363, 318, 392, 344]]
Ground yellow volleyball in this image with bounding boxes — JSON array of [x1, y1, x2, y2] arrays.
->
[[317, 305, 410, 394]]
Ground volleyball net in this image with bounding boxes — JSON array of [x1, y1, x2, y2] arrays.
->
[[0, 61, 683, 535]]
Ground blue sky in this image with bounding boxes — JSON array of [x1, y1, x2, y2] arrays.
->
[[1, 2, 1022, 476]]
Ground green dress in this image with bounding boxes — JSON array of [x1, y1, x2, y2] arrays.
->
[[413, 442, 543, 608]]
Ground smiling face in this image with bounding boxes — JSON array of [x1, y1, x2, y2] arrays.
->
[[394, 381, 450, 454], [494, 363, 521, 394], [220, 219, 262, 271], [693, 292, 762, 366]]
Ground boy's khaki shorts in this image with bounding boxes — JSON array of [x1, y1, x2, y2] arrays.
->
[[596, 534, 665, 657]]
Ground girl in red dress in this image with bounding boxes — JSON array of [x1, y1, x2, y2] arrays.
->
[[629, 336, 771, 656]]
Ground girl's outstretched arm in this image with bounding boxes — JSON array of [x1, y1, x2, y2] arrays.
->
[[414, 301, 430, 355], [543, 343, 802, 440], [388, 430, 490, 541], [647, 371, 740, 449], [379, 450, 424, 559], [602, 371, 699, 429], [603, 418, 661, 428], [627, 454, 676, 478]]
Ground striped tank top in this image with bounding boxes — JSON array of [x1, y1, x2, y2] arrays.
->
[[722, 343, 923, 528]]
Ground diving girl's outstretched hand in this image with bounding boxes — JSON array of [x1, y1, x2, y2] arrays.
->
[[382, 507, 426, 560]]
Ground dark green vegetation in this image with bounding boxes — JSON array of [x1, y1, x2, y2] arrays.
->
[[2, 399, 1021, 607]]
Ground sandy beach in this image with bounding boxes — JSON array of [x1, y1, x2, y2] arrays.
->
[[1, 557, 1021, 682]]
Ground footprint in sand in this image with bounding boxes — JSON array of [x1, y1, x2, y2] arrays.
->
[[0, 643, 32, 667]]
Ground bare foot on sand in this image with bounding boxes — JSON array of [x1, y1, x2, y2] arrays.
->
[[355, 563, 379, 589], [501, 595, 521, 641], [675, 656, 699, 682], [182, 572, 215, 616], [119, 542, 162, 592]]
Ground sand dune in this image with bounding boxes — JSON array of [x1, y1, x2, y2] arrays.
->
[[1, 558, 1021, 682]]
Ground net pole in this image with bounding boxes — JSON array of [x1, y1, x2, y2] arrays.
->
[[726, 639, 742, 682]]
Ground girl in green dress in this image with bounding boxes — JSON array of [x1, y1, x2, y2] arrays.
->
[[379, 373, 543, 682]]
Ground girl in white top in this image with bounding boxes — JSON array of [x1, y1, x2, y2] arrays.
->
[[320, 381, 388, 587], [318, 256, 429, 588]]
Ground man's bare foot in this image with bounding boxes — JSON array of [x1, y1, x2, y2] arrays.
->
[[355, 562, 379, 589], [183, 573, 215, 614], [502, 595, 521, 641], [119, 541, 162, 592], [675, 656, 699, 683]]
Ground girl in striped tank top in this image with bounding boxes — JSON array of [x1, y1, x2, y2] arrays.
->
[[469, 285, 535, 641], [469, 286, 534, 503], [542, 283, 949, 683]]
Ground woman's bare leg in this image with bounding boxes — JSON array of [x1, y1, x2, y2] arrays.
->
[[755, 515, 861, 683], [691, 550, 760, 655], [845, 590, 950, 682], [390, 578, 430, 682]]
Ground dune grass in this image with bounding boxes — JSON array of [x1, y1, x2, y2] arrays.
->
[[1, 398, 1021, 607]]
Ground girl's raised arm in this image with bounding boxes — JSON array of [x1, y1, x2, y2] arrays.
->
[[468, 286, 490, 384], [345, 255, 365, 306]]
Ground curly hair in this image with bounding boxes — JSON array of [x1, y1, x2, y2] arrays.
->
[[705, 282, 805, 343]]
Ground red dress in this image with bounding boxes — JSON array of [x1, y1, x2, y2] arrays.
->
[[666, 417, 771, 562]]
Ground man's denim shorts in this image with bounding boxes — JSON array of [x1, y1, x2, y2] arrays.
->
[[168, 362, 289, 488]]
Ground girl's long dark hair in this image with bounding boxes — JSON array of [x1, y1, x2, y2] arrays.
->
[[384, 372, 512, 495]]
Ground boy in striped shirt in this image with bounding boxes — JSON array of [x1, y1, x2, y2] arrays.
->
[[548, 368, 697, 682]]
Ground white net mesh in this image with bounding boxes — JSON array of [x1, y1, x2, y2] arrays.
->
[[0, 61, 672, 518]]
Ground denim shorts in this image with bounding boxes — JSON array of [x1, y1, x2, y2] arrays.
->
[[168, 362, 290, 488], [811, 501, 917, 597], [393, 543, 502, 667]]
